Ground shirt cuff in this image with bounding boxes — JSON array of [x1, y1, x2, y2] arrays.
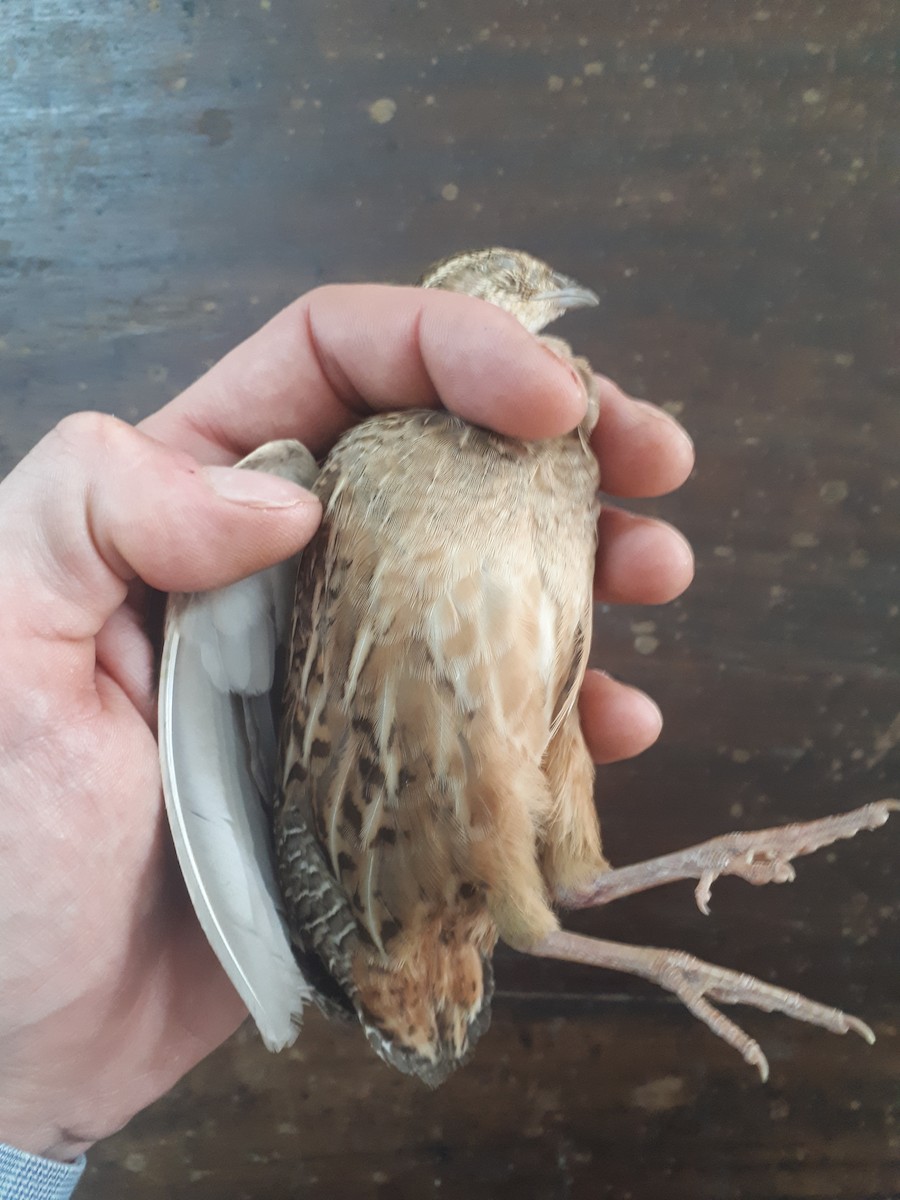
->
[[0, 1142, 86, 1200]]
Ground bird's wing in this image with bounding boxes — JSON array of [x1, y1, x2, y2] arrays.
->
[[158, 439, 319, 1051]]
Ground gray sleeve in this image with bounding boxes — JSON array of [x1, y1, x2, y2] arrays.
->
[[0, 1142, 86, 1200]]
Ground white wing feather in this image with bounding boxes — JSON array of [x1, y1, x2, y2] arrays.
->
[[158, 440, 319, 1051]]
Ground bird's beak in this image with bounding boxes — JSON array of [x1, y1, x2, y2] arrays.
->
[[535, 272, 600, 310]]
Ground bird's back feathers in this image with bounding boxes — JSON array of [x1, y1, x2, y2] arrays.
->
[[275, 409, 600, 1079]]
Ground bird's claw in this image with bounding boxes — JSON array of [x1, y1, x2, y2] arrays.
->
[[533, 930, 875, 1082], [694, 850, 797, 915], [658, 950, 875, 1081], [689, 799, 898, 913], [563, 800, 898, 912]]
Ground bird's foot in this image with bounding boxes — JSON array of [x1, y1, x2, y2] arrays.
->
[[559, 800, 898, 915], [529, 930, 875, 1081]]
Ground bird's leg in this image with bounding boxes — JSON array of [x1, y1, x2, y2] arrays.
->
[[556, 801, 898, 915], [529, 929, 875, 1081]]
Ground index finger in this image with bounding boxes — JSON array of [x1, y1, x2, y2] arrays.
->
[[139, 285, 588, 462]]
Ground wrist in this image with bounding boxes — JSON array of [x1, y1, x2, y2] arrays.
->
[[0, 1126, 92, 1164], [0, 1045, 99, 1162], [0, 1100, 96, 1163]]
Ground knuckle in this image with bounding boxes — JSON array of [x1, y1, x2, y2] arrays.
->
[[53, 411, 133, 455], [294, 283, 356, 316], [303, 282, 341, 304]]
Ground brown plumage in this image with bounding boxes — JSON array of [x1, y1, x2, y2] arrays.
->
[[268, 249, 896, 1085], [274, 251, 604, 1081]]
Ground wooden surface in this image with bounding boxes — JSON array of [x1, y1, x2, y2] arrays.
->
[[2, 1, 898, 1196]]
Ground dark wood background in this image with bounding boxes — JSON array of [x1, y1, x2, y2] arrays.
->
[[2, 1, 898, 1196]]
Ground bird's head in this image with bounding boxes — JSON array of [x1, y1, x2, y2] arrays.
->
[[419, 247, 599, 334]]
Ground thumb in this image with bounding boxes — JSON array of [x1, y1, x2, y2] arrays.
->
[[0, 413, 321, 642]]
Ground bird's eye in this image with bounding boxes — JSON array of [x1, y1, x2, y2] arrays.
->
[[490, 252, 519, 279]]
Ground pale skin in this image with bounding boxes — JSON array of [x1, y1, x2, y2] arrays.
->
[[0, 285, 695, 1162]]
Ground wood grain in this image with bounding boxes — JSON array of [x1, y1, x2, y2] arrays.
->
[[84, 1007, 900, 1200]]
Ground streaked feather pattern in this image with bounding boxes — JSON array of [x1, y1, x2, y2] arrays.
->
[[275, 406, 603, 1081]]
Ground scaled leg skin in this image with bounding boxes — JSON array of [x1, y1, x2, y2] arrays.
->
[[555, 801, 898, 914], [529, 930, 875, 1082]]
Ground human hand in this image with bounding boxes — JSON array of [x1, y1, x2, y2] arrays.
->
[[0, 284, 693, 1160]]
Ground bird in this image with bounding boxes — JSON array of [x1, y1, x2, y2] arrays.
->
[[159, 247, 897, 1086]]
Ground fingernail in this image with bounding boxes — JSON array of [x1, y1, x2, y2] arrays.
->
[[633, 399, 695, 452], [586, 668, 664, 741], [202, 465, 317, 509], [636, 690, 664, 738], [541, 342, 589, 406]]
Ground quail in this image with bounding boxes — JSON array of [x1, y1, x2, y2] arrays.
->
[[160, 248, 897, 1086]]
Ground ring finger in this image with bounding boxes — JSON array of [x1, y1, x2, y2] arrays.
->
[[594, 506, 694, 606]]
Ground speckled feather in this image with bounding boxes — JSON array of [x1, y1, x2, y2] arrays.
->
[[274, 393, 603, 1082]]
